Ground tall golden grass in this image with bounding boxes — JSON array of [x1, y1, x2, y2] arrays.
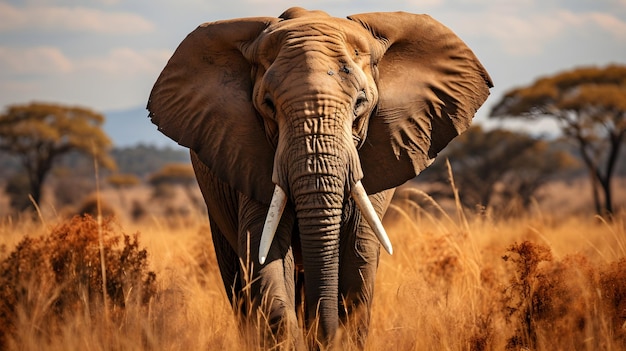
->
[[0, 186, 625, 350]]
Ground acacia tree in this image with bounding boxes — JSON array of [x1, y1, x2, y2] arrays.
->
[[490, 65, 626, 215], [148, 163, 201, 211], [419, 126, 576, 214], [0, 102, 116, 210]]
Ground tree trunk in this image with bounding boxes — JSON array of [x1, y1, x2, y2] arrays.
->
[[590, 170, 603, 215], [24, 162, 43, 209], [600, 178, 613, 216], [599, 131, 625, 216], [575, 136, 605, 215]]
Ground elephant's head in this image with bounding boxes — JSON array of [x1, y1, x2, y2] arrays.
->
[[148, 7, 492, 342]]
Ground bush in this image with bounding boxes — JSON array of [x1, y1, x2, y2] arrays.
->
[[0, 215, 156, 348], [502, 241, 626, 350], [75, 194, 116, 218], [600, 258, 626, 343]]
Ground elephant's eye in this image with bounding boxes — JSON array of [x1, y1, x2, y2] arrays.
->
[[353, 90, 368, 117], [264, 96, 276, 115]]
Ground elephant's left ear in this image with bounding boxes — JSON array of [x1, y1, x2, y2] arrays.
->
[[348, 12, 493, 194]]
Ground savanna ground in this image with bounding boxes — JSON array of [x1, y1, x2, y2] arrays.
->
[[0, 178, 625, 351]]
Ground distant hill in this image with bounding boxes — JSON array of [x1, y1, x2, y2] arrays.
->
[[0, 144, 190, 180], [104, 106, 180, 148], [111, 145, 190, 177]]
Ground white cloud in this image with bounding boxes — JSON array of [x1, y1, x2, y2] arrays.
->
[[0, 45, 171, 77], [0, 46, 172, 110], [0, 2, 24, 31], [0, 2, 154, 34], [450, 8, 626, 56], [584, 12, 626, 40], [450, 12, 562, 55], [78, 48, 171, 75], [0, 46, 73, 74]]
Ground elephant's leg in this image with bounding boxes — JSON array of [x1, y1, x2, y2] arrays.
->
[[339, 189, 395, 348], [190, 152, 246, 313], [209, 219, 243, 311], [236, 194, 303, 349]]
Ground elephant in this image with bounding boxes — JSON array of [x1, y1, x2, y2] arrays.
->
[[147, 7, 492, 349]]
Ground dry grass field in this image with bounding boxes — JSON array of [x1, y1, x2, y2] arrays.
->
[[0, 182, 625, 350]]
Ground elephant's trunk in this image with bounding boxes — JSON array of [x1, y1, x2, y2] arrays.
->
[[290, 164, 344, 345], [282, 108, 353, 344]]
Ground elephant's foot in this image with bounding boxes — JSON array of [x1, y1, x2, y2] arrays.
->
[[236, 300, 304, 351], [338, 302, 371, 350]]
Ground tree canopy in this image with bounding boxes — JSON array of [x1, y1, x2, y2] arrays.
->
[[0, 102, 116, 210], [490, 65, 626, 215], [418, 126, 576, 215], [491, 65, 626, 116], [148, 163, 196, 187]]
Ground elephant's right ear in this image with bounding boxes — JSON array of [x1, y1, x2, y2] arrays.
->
[[148, 18, 279, 205]]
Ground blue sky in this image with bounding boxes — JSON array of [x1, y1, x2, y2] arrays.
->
[[1, 0, 625, 141]]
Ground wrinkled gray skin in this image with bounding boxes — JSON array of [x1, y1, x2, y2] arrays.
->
[[148, 7, 492, 349]]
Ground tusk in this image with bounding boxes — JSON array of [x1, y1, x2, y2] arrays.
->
[[259, 185, 288, 264], [351, 181, 393, 255]]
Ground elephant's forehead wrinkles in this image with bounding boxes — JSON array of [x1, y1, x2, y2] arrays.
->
[[279, 39, 345, 62], [263, 22, 349, 53], [269, 20, 342, 39]]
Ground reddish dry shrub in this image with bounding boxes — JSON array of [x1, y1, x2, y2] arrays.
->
[[531, 254, 601, 349], [468, 313, 495, 351], [502, 241, 626, 350], [502, 241, 553, 350], [0, 215, 156, 348], [600, 258, 626, 343]]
